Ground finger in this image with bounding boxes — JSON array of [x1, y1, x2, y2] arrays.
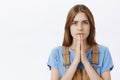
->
[[76, 36, 80, 48], [80, 35, 84, 52], [78, 37, 81, 46]]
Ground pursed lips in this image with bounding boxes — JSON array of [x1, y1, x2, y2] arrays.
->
[[76, 33, 84, 35]]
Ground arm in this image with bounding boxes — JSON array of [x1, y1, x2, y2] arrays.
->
[[51, 68, 60, 80], [83, 60, 103, 80], [83, 60, 111, 80], [51, 58, 79, 80], [51, 37, 81, 80], [101, 70, 111, 80], [80, 35, 111, 80], [51, 54, 111, 80], [61, 59, 79, 80]]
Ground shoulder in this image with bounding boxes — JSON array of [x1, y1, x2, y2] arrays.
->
[[97, 44, 114, 75], [97, 44, 111, 59], [98, 44, 109, 53], [47, 46, 63, 71], [97, 44, 112, 62], [50, 46, 63, 56], [51, 46, 63, 53], [98, 44, 108, 50]]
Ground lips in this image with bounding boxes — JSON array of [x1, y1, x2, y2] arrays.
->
[[76, 33, 84, 35]]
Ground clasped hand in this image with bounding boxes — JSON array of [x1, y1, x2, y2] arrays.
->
[[74, 35, 88, 64]]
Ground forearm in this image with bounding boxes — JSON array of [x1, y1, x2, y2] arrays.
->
[[83, 60, 103, 80], [61, 59, 79, 80]]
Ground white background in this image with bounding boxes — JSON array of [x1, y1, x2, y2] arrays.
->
[[0, 0, 119, 80]]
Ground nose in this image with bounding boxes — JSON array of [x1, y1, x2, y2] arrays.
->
[[78, 22, 83, 31]]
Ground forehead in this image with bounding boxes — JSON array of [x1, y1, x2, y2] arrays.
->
[[73, 12, 88, 21]]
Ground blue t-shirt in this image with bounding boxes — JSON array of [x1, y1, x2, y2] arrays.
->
[[47, 44, 114, 78]]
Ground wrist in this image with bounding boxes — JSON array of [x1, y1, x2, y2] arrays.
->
[[73, 58, 80, 64], [82, 59, 89, 66]]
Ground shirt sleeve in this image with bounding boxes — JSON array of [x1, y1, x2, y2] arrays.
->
[[47, 48, 59, 70], [101, 47, 114, 74]]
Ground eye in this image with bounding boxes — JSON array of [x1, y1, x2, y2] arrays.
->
[[71, 21, 78, 25], [83, 21, 89, 24]]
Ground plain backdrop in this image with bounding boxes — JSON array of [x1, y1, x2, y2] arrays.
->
[[0, 0, 120, 80]]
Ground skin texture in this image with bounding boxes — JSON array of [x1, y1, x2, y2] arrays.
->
[[51, 12, 111, 80]]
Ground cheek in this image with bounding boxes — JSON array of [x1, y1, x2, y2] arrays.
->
[[86, 31, 90, 37], [84, 27, 90, 37], [87, 29, 90, 36], [86, 26, 90, 33], [70, 26, 75, 36], [87, 28, 90, 34]]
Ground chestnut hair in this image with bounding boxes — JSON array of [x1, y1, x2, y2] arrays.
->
[[62, 4, 97, 47]]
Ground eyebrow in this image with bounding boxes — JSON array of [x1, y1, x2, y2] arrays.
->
[[73, 20, 89, 22]]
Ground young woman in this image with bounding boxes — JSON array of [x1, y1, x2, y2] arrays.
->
[[47, 4, 114, 80]]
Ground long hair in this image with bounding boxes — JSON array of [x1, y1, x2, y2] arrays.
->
[[62, 4, 97, 47]]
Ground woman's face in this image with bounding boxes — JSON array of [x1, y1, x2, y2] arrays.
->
[[70, 12, 90, 41]]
